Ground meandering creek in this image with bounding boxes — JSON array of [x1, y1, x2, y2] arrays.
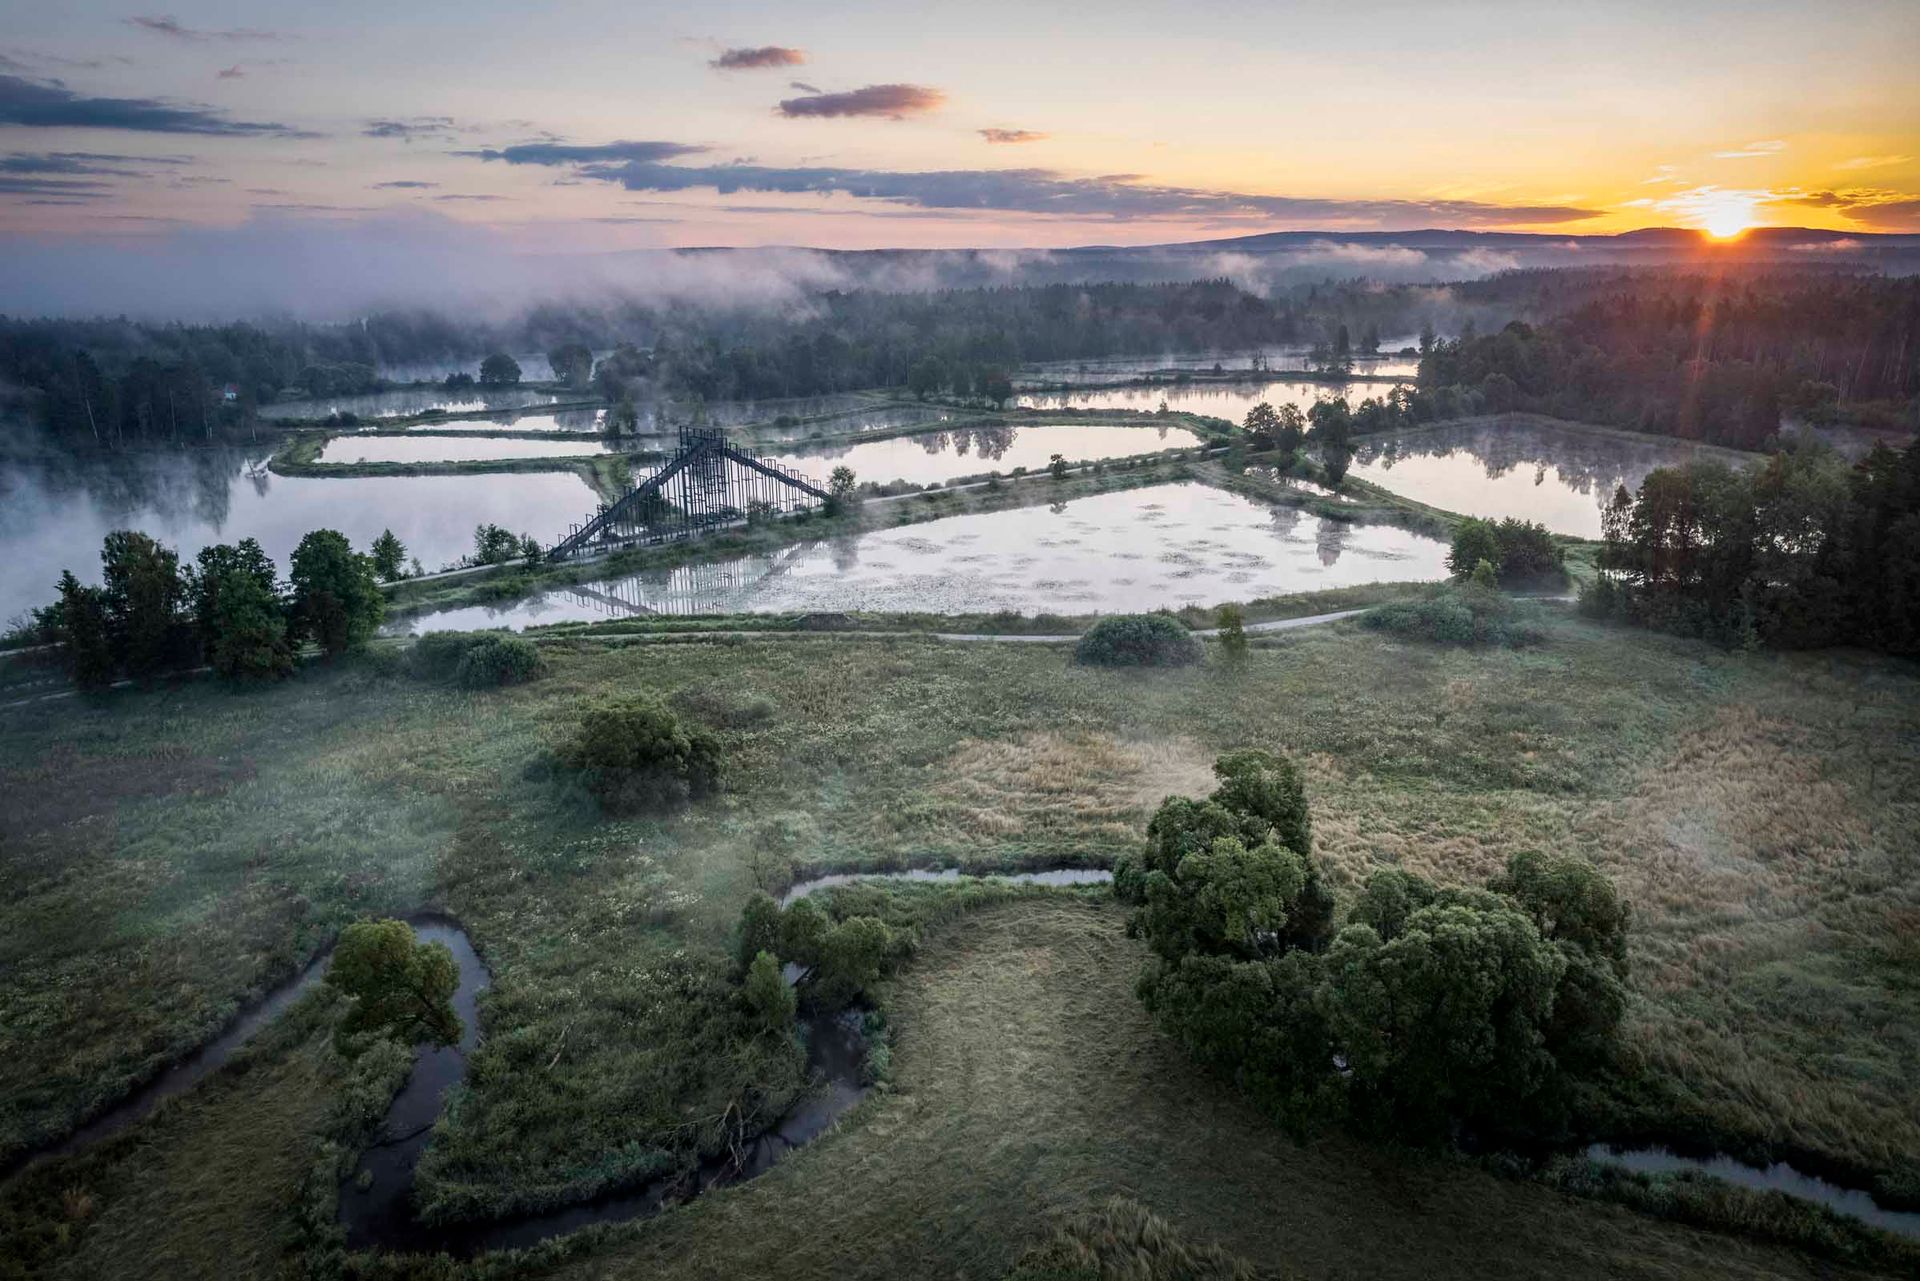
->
[[12, 869, 1917, 1253]]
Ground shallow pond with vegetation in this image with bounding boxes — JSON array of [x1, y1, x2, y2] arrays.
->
[[315, 436, 617, 464], [1019, 379, 1366, 422], [764, 422, 1204, 488]]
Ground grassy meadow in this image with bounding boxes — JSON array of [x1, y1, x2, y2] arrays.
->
[[1, 606, 1916, 1276]]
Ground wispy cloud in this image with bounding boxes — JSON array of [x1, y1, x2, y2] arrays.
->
[[777, 84, 944, 120], [464, 139, 709, 165], [125, 15, 285, 42], [1713, 139, 1787, 159], [0, 175, 115, 198], [710, 46, 805, 70], [431, 193, 508, 202], [789, 80, 821, 94], [217, 65, 245, 79], [1, 151, 190, 176], [373, 179, 437, 189], [364, 117, 459, 142], [1836, 154, 1912, 171], [1767, 186, 1920, 227], [475, 146, 1599, 226], [980, 128, 1047, 145], [0, 74, 310, 136]]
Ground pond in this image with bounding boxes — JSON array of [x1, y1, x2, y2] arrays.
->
[[764, 423, 1204, 488], [394, 481, 1451, 631], [315, 436, 616, 464], [264, 387, 569, 423], [1347, 418, 1752, 538], [1019, 379, 1372, 423], [0, 449, 599, 619], [407, 408, 611, 433], [1019, 345, 1421, 385]]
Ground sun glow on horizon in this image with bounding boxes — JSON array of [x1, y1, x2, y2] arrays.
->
[[1698, 193, 1760, 239]]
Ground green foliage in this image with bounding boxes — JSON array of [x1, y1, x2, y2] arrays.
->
[[737, 891, 785, 973], [100, 530, 192, 676], [190, 539, 292, 683], [825, 464, 859, 516], [472, 522, 526, 566], [289, 529, 383, 656], [1049, 452, 1070, 481], [409, 629, 494, 681], [369, 529, 408, 582], [1129, 758, 1628, 1142], [453, 635, 545, 689], [557, 696, 723, 814], [811, 915, 896, 1010], [741, 950, 796, 1036], [324, 918, 461, 1052], [54, 570, 114, 691], [1593, 442, 1920, 653], [1074, 613, 1201, 668], [1449, 517, 1564, 584], [1214, 603, 1247, 660], [546, 342, 594, 388], [1360, 583, 1545, 648]]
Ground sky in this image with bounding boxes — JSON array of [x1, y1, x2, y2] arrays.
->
[[1, 0, 1917, 257]]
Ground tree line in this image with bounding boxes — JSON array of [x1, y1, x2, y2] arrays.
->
[[1417, 270, 1920, 449], [1584, 437, 1920, 653], [41, 527, 394, 690]]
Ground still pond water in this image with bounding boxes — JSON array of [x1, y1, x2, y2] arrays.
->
[[397, 482, 1450, 630], [316, 436, 617, 463], [766, 422, 1204, 487], [1019, 379, 1369, 422], [1349, 419, 1751, 539], [0, 449, 598, 619]]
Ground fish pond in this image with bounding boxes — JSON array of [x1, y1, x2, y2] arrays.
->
[[396, 481, 1451, 630]]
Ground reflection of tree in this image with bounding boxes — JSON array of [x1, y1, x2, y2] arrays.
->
[[1268, 504, 1302, 538], [1349, 420, 1710, 500], [552, 407, 603, 432], [1315, 517, 1350, 567], [831, 533, 860, 573]]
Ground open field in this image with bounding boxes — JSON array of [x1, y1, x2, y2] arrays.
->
[[2, 608, 1917, 1275]]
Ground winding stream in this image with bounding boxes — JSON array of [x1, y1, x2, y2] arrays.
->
[[13, 869, 1917, 1253]]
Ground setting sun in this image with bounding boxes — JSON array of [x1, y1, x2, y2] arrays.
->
[[1700, 195, 1760, 239]]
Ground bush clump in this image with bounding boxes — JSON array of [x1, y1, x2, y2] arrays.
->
[[1448, 517, 1565, 585], [1359, 583, 1545, 648], [1075, 613, 1202, 668], [558, 696, 723, 814], [410, 630, 544, 687], [453, 636, 544, 688]]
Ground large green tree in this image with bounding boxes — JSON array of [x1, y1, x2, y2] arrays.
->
[[190, 539, 292, 682], [325, 919, 462, 1051], [55, 570, 115, 691], [99, 530, 191, 676], [289, 529, 384, 655]]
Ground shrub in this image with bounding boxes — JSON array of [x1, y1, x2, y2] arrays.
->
[[1449, 517, 1565, 585], [325, 919, 461, 1052], [409, 630, 493, 680], [1359, 584, 1544, 648], [1075, 613, 1201, 668], [557, 697, 723, 814], [453, 636, 544, 688], [1215, 603, 1248, 660]]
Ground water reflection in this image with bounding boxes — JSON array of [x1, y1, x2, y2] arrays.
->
[[398, 482, 1450, 631], [1018, 344, 1421, 385], [1018, 379, 1378, 423], [265, 387, 567, 422], [1349, 419, 1748, 537], [765, 423, 1203, 487], [0, 449, 598, 619]]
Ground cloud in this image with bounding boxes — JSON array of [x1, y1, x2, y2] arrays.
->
[[476, 148, 1600, 226], [1836, 155, 1912, 172], [1, 150, 189, 176], [710, 46, 806, 70], [1713, 139, 1787, 159], [1849, 199, 1920, 229], [1787, 238, 1864, 253], [789, 80, 821, 94], [124, 15, 284, 42], [0, 175, 114, 198], [431, 193, 508, 202], [0, 74, 308, 136], [217, 65, 245, 79], [364, 117, 459, 142], [777, 84, 944, 120], [465, 139, 710, 165], [373, 179, 437, 189], [1773, 188, 1920, 228], [1, 47, 136, 72], [980, 128, 1047, 145]]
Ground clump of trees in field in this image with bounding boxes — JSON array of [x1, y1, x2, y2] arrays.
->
[[42, 526, 389, 689], [1075, 614, 1202, 667], [735, 892, 904, 1014], [1585, 439, 1920, 653], [558, 697, 724, 813], [1122, 750, 1629, 1144], [409, 630, 545, 689], [1447, 517, 1565, 585]]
